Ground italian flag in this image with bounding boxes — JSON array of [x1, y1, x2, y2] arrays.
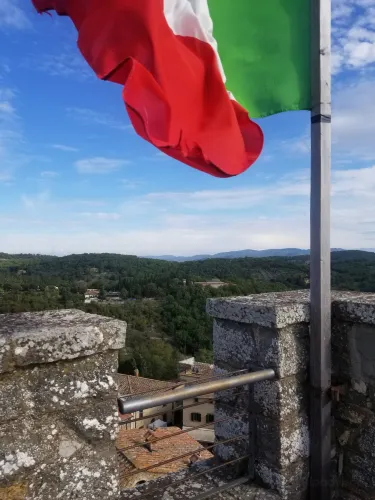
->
[[32, 0, 310, 178]]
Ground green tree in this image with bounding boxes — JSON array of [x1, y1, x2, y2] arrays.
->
[[195, 348, 214, 364]]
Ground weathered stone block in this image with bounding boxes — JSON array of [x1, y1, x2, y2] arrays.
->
[[332, 322, 352, 380], [367, 384, 375, 411], [338, 490, 364, 500], [63, 400, 119, 444], [0, 310, 124, 500], [340, 482, 374, 500], [214, 404, 250, 462], [0, 352, 118, 423], [214, 375, 249, 409], [255, 459, 309, 500], [215, 404, 249, 440], [26, 453, 119, 499], [253, 325, 309, 379], [0, 415, 90, 482], [0, 374, 24, 422], [344, 452, 375, 493], [351, 415, 375, 459], [332, 293, 375, 326], [0, 310, 126, 374], [332, 322, 375, 384], [256, 415, 309, 469], [340, 381, 370, 410], [336, 402, 372, 427], [253, 376, 308, 420], [213, 319, 257, 371], [207, 291, 310, 329], [335, 420, 355, 449], [213, 320, 309, 378], [0, 337, 12, 376]]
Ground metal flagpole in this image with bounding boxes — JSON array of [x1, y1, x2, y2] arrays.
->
[[309, 0, 332, 498]]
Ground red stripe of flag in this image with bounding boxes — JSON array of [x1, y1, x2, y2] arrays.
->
[[32, 0, 264, 177]]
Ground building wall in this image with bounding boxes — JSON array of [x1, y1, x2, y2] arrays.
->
[[119, 405, 174, 430], [134, 404, 174, 429], [179, 369, 215, 443], [182, 397, 214, 443]]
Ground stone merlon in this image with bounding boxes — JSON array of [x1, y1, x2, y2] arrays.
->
[[207, 290, 375, 329], [0, 309, 127, 374], [207, 291, 311, 329], [0, 310, 126, 499]]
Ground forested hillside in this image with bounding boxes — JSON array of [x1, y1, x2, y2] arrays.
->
[[1, 250, 375, 379]]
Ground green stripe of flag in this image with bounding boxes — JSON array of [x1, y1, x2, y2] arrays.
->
[[208, 0, 311, 118]]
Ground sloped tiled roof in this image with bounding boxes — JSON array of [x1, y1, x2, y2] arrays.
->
[[117, 427, 212, 476], [117, 374, 179, 397], [179, 361, 215, 381], [193, 362, 214, 378]]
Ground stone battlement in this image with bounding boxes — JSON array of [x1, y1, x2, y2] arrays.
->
[[2, 293, 375, 499], [0, 310, 126, 500]]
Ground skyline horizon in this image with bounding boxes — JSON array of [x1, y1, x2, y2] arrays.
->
[[1, 247, 375, 259]]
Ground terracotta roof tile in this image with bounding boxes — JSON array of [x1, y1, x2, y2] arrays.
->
[[194, 362, 214, 377], [117, 374, 179, 398], [117, 427, 212, 476]]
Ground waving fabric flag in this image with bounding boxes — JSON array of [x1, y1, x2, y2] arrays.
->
[[32, 0, 310, 177]]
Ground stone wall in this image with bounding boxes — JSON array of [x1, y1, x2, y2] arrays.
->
[[0, 310, 126, 500], [207, 292, 310, 500], [208, 291, 375, 500], [331, 292, 375, 499]]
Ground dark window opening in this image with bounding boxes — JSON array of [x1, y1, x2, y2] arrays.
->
[[206, 414, 214, 424], [191, 412, 202, 422]]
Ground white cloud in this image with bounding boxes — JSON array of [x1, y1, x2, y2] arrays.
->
[[0, 63, 10, 80], [67, 107, 130, 131], [0, 0, 30, 30], [21, 190, 50, 210], [332, 0, 375, 74], [290, 76, 375, 161], [0, 86, 21, 182], [122, 176, 309, 213], [75, 157, 131, 174], [0, 219, 310, 257], [51, 144, 78, 152], [283, 135, 310, 155], [0, 170, 12, 182], [333, 78, 375, 159], [80, 212, 121, 221], [0, 100, 15, 114], [27, 53, 93, 81], [4, 164, 375, 255], [0, 87, 15, 114], [120, 179, 140, 190], [41, 171, 59, 178]]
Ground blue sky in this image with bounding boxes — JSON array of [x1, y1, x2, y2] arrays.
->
[[1, 0, 375, 256]]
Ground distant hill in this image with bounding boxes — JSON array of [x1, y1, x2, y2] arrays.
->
[[149, 248, 346, 262], [329, 250, 375, 261]]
